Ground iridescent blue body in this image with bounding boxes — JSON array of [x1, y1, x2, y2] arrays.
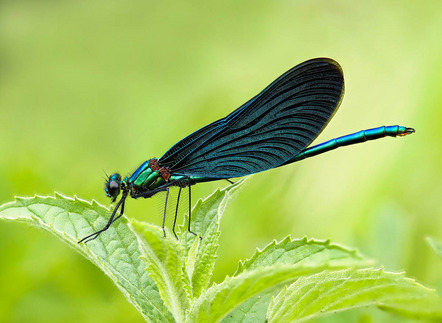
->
[[283, 125, 412, 164], [79, 58, 414, 243], [121, 125, 412, 191]]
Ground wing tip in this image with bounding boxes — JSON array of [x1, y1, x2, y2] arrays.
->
[[302, 57, 343, 73]]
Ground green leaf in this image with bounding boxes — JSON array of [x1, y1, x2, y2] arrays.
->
[[0, 194, 173, 323], [185, 235, 200, 283], [3, 190, 441, 323], [267, 268, 442, 322], [220, 284, 283, 323], [188, 264, 335, 323], [227, 237, 369, 321], [235, 236, 368, 275], [131, 220, 191, 322], [426, 236, 442, 259], [180, 179, 246, 298]]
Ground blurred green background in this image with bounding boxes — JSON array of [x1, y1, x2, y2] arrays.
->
[[0, 0, 441, 322]]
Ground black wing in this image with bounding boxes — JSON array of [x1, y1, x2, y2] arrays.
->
[[159, 58, 344, 178]]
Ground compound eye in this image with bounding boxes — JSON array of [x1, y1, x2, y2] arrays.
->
[[108, 180, 121, 197]]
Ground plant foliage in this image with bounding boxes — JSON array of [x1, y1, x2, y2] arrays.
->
[[0, 180, 441, 322]]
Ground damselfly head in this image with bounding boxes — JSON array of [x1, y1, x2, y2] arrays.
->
[[105, 173, 122, 202]]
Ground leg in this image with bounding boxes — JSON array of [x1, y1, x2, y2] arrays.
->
[[110, 196, 126, 226], [187, 179, 198, 238], [133, 187, 167, 199], [162, 187, 170, 237], [172, 186, 182, 240], [78, 193, 127, 244], [225, 179, 235, 184]]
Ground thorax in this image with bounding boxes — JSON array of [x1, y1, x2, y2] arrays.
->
[[124, 158, 168, 191]]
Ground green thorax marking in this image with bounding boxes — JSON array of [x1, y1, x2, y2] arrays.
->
[[126, 158, 163, 191]]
